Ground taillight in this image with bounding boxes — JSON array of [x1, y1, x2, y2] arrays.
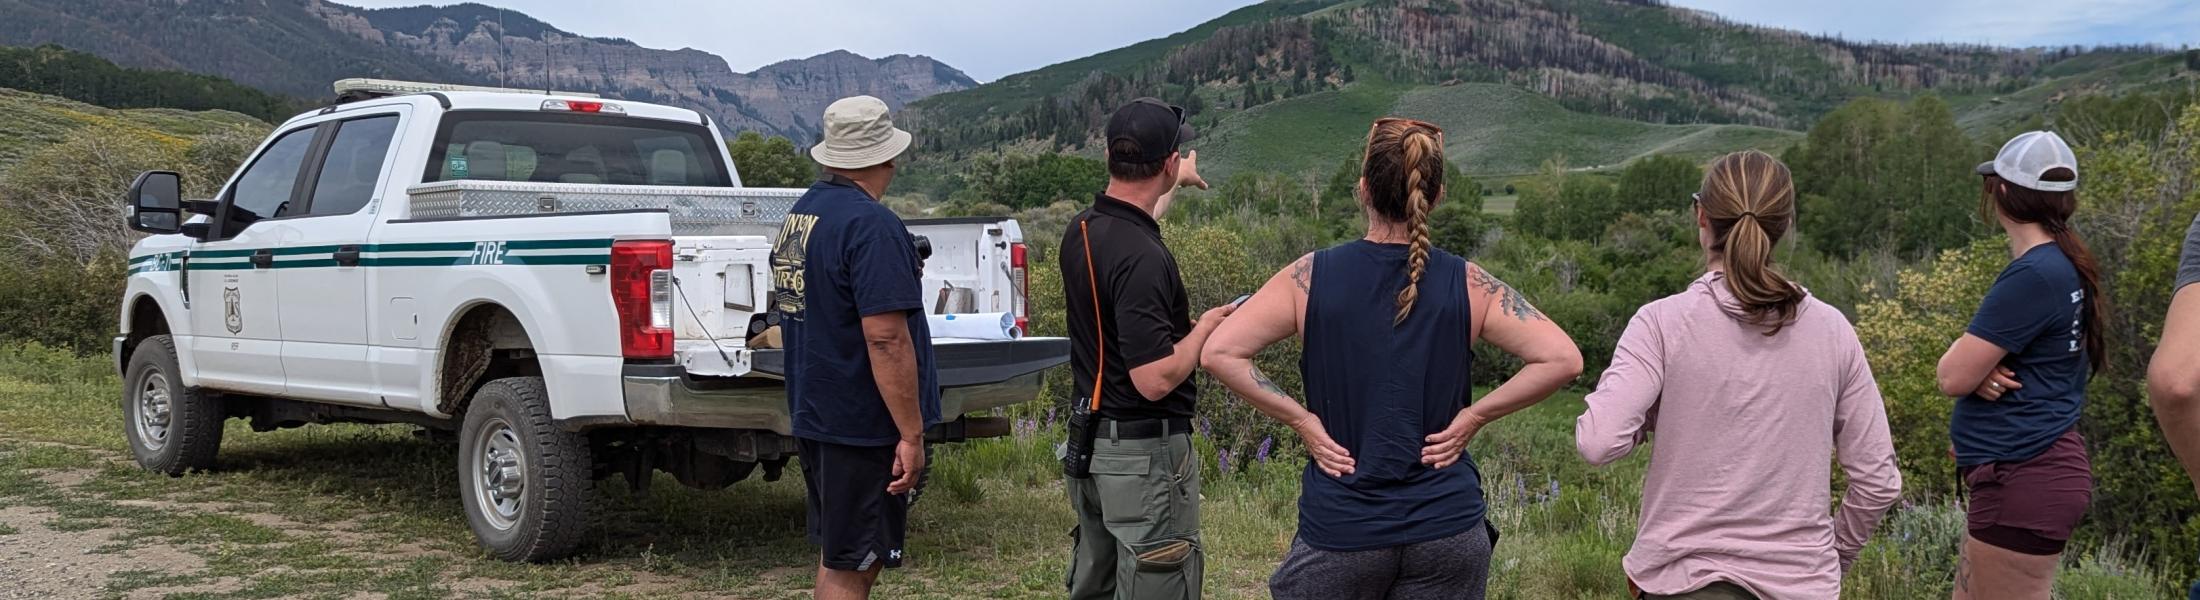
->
[[542, 99, 624, 114], [611, 240, 673, 359], [1010, 242, 1029, 332]]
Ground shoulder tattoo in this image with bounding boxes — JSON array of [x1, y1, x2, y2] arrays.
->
[[1471, 265, 1547, 322], [1290, 254, 1313, 292]]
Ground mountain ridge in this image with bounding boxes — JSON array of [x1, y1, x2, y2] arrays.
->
[[903, 0, 2189, 178], [0, 0, 978, 142]]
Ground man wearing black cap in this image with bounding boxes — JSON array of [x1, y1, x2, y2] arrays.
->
[[1058, 97, 1231, 599]]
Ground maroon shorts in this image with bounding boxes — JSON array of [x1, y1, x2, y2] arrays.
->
[[1960, 427, 2093, 555]]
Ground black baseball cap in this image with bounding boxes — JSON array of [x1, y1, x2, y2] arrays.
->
[[1105, 97, 1197, 165]]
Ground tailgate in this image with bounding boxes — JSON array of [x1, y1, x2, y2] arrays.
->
[[747, 337, 1069, 388]]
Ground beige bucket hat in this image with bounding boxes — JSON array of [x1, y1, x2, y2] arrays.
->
[[810, 96, 913, 170]]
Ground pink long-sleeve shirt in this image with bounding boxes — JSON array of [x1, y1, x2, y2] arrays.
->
[[1576, 273, 1902, 600]]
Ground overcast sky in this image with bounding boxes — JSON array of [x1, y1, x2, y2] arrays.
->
[[337, 0, 2200, 82]]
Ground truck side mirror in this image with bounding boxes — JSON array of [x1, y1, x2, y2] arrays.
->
[[125, 171, 183, 235]]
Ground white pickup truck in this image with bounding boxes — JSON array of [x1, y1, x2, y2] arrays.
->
[[113, 80, 1067, 561]]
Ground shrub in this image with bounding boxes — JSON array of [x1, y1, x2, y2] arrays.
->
[[1852, 239, 2008, 500]]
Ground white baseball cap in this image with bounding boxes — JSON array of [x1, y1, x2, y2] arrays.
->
[[1977, 130, 2078, 193], [810, 96, 913, 170]]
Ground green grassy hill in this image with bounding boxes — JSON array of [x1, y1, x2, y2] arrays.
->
[[1946, 52, 2198, 136], [1197, 80, 1802, 179], [0, 87, 264, 170], [902, 0, 2178, 197]]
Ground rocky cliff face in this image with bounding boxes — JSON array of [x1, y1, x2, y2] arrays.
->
[[0, 0, 974, 143], [346, 2, 978, 142]]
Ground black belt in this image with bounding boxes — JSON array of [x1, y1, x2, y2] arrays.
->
[[1098, 417, 1193, 440]]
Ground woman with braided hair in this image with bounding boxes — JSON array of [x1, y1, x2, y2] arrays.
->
[[1575, 150, 1903, 599], [1203, 117, 1582, 600]]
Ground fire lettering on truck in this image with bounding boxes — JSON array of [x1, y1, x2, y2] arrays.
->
[[469, 241, 508, 265], [769, 214, 817, 320]]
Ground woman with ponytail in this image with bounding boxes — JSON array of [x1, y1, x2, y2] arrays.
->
[[1935, 131, 2102, 600], [1202, 118, 1582, 600], [1576, 150, 1903, 599]]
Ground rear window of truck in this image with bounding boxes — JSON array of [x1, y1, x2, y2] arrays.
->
[[423, 111, 733, 187]]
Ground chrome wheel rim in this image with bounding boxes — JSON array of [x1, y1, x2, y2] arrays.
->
[[135, 372, 172, 452], [470, 418, 526, 531]]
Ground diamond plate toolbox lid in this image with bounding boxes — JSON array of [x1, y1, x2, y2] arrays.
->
[[405, 180, 805, 235]]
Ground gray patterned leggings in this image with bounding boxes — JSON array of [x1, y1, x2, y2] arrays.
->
[[1268, 522, 1494, 600]]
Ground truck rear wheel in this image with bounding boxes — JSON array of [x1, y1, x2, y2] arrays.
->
[[458, 376, 592, 562], [122, 335, 222, 476]]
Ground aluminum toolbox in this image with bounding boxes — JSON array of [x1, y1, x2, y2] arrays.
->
[[405, 180, 804, 236]]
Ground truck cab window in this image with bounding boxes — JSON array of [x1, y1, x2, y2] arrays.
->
[[227, 127, 317, 224], [425, 111, 730, 187], [308, 115, 401, 217]]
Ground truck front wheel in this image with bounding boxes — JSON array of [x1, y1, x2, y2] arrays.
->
[[458, 376, 592, 562], [122, 335, 222, 476]]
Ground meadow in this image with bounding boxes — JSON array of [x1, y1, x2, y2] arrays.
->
[[1192, 80, 1802, 181], [0, 342, 2177, 599]]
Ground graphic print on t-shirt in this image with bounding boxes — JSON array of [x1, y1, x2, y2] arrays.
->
[[771, 213, 819, 320], [2067, 289, 2085, 353]]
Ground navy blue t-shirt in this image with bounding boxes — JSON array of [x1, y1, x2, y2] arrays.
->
[[1952, 243, 2090, 466], [769, 175, 941, 447]]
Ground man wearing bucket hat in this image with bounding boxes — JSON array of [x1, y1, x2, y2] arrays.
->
[[769, 95, 938, 600], [1057, 97, 1233, 599]]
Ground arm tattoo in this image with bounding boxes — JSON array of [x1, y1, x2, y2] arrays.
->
[[1290, 255, 1312, 292], [1471, 266, 1547, 322], [1251, 367, 1289, 399]]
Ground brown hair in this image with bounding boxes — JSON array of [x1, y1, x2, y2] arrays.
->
[[1106, 138, 1167, 182], [1698, 150, 1806, 335], [1362, 117, 1446, 325], [1984, 168, 2107, 371]]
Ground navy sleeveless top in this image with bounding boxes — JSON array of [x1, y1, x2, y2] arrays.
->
[[1297, 240, 1483, 552]]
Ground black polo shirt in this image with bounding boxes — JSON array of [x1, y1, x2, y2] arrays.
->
[[1060, 194, 1196, 421]]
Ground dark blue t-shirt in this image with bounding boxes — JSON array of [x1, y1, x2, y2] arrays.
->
[[770, 176, 941, 447], [1297, 241, 1484, 552], [1952, 243, 2090, 466]]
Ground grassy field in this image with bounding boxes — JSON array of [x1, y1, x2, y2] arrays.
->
[[0, 342, 2179, 599], [0, 88, 265, 171], [1193, 81, 1803, 182], [1943, 53, 2196, 136]]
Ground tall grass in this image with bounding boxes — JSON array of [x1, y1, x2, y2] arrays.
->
[[0, 343, 2180, 598]]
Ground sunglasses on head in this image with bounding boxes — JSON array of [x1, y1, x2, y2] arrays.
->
[[1133, 98, 1189, 153], [1373, 117, 1445, 136]]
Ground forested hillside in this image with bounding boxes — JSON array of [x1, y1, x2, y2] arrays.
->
[[0, 45, 305, 122], [903, 0, 2186, 178]]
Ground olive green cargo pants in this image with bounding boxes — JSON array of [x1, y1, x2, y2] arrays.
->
[[1065, 430, 1202, 600]]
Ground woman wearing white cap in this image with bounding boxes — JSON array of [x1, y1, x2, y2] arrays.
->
[[1934, 130, 2106, 600]]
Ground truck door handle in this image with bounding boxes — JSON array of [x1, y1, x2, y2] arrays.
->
[[333, 246, 361, 267], [250, 249, 274, 269]]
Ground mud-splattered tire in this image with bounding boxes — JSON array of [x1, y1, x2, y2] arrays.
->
[[458, 376, 592, 562], [122, 335, 222, 476]]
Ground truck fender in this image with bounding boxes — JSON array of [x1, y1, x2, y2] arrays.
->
[[117, 283, 197, 387]]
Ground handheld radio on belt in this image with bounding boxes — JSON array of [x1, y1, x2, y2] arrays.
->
[[1062, 217, 1105, 479]]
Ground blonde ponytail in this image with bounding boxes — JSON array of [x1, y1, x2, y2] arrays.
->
[[1700, 150, 1804, 335]]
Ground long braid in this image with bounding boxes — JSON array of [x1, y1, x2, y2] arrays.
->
[[1394, 131, 1439, 326]]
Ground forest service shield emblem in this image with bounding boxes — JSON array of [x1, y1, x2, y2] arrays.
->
[[223, 287, 243, 334]]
